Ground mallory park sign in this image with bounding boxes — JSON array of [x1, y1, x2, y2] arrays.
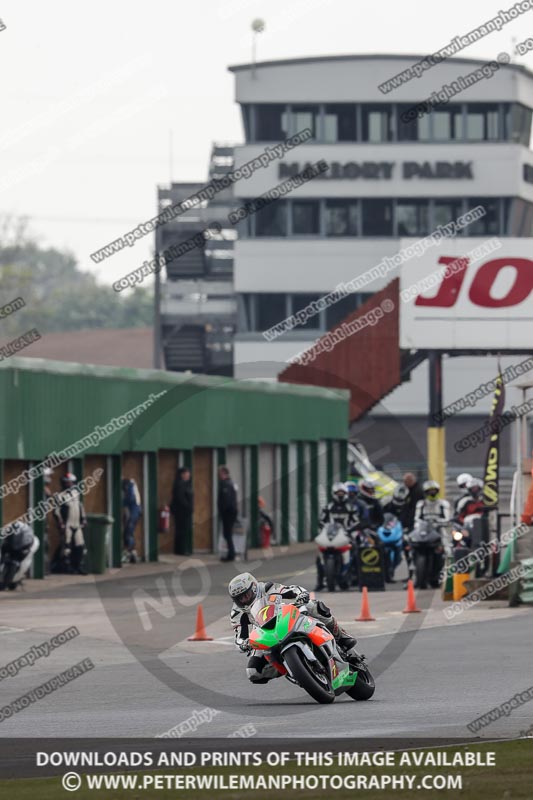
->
[[278, 160, 474, 180]]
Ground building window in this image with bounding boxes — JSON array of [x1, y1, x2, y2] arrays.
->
[[325, 199, 359, 236], [432, 105, 463, 140], [255, 104, 289, 141], [291, 105, 320, 138], [507, 103, 533, 146], [361, 105, 392, 142], [396, 105, 417, 141], [325, 293, 360, 329], [292, 201, 320, 234], [254, 201, 288, 236], [504, 198, 533, 236], [417, 112, 431, 141], [466, 198, 500, 235], [433, 200, 463, 229], [362, 199, 393, 235], [465, 104, 499, 140], [256, 294, 287, 331], [396, 106, 430, 141], [396, 200, 429, 236], [324, 104, 357, 142], [291, 294, 321, 330], [239, 295, 253, 332]]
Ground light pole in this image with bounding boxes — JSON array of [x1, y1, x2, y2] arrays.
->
[[251, 18, 265, 79]]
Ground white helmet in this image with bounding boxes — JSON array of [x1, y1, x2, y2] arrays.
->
[[423, 480, 440, 498], [393, 485, 409, 503], [467, 477, 483, 496], [331, 482, 346, 499], [228, 572, 258, 608], [457, 473, 473, 489], [359, 478, 376, 499]]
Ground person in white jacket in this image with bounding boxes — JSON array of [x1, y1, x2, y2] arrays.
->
[[414, 480, 451, 530]]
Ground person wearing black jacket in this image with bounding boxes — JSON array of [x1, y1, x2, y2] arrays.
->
[[170, 467, 193, 555], [218, 465, 238, 562], [383, 485, 411, 529], [402, 473, 425, 586], [402, 473, 425, 532], [358, 479, 384, 529]]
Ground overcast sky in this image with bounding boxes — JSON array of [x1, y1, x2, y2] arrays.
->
[[2, 0, 532, 287]]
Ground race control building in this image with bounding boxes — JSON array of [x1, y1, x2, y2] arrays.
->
[[226, 54, 533, 472]]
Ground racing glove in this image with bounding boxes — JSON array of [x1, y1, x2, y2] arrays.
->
[[294, 591, 310, 606]]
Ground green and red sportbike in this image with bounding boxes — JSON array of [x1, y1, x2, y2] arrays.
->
[[248, 593, 375, 704]]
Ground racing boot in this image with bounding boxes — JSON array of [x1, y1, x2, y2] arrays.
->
[[311, 600, 357, 652], [327, 618, 357, 653], [71, 545, 87, 576]]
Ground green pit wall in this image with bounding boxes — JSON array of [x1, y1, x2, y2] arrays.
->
[[0, 358, 349, 574]]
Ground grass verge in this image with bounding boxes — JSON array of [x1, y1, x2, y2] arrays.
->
[[1, 739, 532, 799]]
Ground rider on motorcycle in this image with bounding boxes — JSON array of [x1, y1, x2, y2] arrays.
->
[[0, 521, 40, 590], [383, 485, 410, 527], [315, 482, 361, 591], [455, 478, 485, 524], [345, 481, 370, 525], [358, 479, 384, 529], [383, 485, 412, 583], [376, 511, 404, 582], [229, 572, 357, 683], [414, 480, 451, 529], [454, 472, 473, 514], [320, 482, 360, 528]]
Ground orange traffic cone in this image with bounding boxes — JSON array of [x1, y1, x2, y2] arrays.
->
[[356, 586, 376, 621], [187, 604, 213, 641], [402, 579, 421, 613]]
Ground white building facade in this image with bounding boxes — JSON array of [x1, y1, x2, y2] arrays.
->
[[228, 54, 533, 469]]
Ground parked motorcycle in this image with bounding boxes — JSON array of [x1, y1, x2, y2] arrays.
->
[[315, 521, 353, 591], [409, 519, 445, 589], [248, 592, 375, 704], [451, 526, 472, 550], [376, 513, 403, 582], [0, 522, 40, 591]]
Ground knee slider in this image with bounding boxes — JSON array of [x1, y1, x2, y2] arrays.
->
[[316, 600, 332, 618], [247, 668, 269, 684]]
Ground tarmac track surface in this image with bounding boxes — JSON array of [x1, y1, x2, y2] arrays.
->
[[0, 549, 531, 744]]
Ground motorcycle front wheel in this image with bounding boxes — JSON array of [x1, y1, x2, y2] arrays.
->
[[325, 558, 336, 592], [346, 662, 376, 701], [283, 645, 335, 704], [415, 551, 428, 589]]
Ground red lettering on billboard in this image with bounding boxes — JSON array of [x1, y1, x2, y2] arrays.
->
[[414, 257, 533, 308], [469, 259, 533, 307], [414, 257, 469, 307]]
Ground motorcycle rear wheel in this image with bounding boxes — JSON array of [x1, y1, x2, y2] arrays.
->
[[283, 645, 335, 704]]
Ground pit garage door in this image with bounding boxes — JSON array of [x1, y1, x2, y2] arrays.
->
[[288, 443, 298, 543], [192, 448, 214, 552], [258, 444, 277, 541]]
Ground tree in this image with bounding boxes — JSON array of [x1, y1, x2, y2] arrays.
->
[[0, 216, 153, 336]]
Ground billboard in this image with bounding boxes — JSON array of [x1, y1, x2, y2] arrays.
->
[[400, 238, 533, 349]]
